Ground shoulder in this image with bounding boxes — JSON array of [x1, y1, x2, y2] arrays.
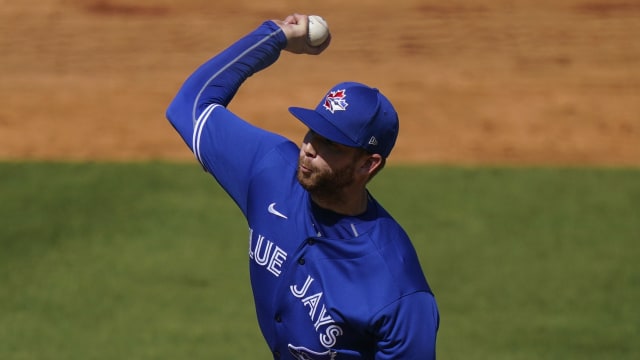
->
[[252, 140, 300, 178], [363, 203, 419, 268], [359, 203, 432, 301]]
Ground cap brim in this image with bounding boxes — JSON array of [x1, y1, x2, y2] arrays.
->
[[288, 107, 359, 148]]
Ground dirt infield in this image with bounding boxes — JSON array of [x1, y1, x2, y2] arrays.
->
[[1, 0, 639, 165]]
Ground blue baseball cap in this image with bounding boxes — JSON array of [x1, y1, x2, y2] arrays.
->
[[289, 82, 399, 158]]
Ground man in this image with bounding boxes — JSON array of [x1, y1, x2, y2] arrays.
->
[[166, 13, 439, 360]]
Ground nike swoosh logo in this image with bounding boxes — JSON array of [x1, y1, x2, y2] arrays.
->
[[268, 202, 288, 219]]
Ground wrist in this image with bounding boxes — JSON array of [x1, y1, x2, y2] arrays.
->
[[263, 20, 289, 50]]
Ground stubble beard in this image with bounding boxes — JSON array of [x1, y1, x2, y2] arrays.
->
[[297, 158, 356, 202]]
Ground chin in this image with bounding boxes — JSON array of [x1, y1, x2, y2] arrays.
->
[[296, 171, 315, 191]]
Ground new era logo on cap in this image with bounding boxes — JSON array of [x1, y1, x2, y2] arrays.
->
[[288, 82, 400, 158]]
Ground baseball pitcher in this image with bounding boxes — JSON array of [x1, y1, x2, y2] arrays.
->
[[166, 13, 439, 360]]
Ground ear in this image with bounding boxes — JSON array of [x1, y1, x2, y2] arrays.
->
[[360, 153, 383, 176]]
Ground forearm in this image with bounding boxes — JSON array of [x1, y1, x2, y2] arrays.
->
[[165, 20, 287, 149]]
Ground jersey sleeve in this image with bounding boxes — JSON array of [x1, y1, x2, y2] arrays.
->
[[373, 292, 440, 360], [165, 20, 290, 213], [166, 20, 286, 145], [191, 104, 290, 214]]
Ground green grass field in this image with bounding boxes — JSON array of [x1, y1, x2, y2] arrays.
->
[[1, 162, 638, 359]]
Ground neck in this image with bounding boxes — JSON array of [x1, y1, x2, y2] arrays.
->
[[310, 187, 369, 216]]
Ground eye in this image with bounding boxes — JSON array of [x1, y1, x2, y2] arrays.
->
[[309, 130, 334, 146], [322, 137, 336, 146]]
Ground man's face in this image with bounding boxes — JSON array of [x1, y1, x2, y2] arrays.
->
[[297, 130, 364, 197]]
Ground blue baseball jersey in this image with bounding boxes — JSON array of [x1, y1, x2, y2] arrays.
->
[[166, 21, 439, 360]]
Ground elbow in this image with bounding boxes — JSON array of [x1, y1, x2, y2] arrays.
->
[[165, 98, 196, 150], [166, 95, 192, 134], [165, 97, 182, 127], [165, 103, 177, 128]]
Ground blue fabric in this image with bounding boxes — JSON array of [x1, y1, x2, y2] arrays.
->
[[166, 20, 439, 360]]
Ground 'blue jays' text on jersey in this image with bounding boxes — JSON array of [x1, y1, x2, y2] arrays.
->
[[166, 21, 439, 360]]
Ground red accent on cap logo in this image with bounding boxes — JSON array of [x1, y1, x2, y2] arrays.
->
[[323, 89, 348, 114]]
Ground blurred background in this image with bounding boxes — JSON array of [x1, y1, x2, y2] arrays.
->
[[1, 0, 639, 164], [1, 0, 639, 359]]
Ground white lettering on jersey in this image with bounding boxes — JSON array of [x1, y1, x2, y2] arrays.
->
[[290, 275, 314, 297], [249, 228, 287, 277], [290, 275, 344, 348], [313, 305, 334, 331], [302, 292, 323, 319], [320, 325, 344, 349]]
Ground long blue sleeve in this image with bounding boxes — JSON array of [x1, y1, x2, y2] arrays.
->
[[165, 20, 294, 213], [166, 20, 287, 151]]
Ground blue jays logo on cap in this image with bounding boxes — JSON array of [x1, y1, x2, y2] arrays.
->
[[323, 89, 348, 113], [288, 81, 400, 158]]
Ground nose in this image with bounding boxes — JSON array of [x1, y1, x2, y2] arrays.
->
[[301, 139, 316, 158], [302, 131, 317, 158]]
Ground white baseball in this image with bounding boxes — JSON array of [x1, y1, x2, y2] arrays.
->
[[307, 15, 329, 47]]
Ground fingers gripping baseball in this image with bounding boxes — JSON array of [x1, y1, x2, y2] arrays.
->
[[274, 14, 331, 55]]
